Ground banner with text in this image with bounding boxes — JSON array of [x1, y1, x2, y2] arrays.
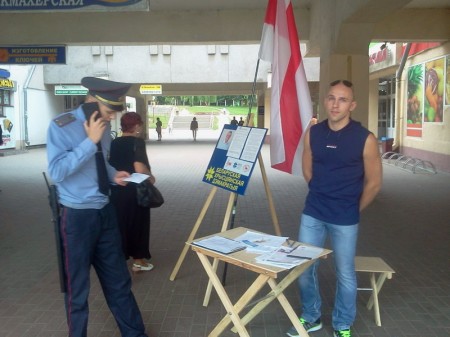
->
[[0, 0, 148, 12], [0, 46, 66, 64], [202, 124, 267, 195]]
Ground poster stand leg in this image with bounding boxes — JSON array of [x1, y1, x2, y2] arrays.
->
[[203, 192, 237, 306], [258, 153, 281, 235], [221, 195, 238, 285], [169, 186, 218, 281]]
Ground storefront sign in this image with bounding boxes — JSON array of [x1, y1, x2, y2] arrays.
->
[[369, 48, 387, 65], [140, 84, 162, 95], [55, 85, 88, 95], [0, 0, 148, 11], [0, 78, 14, 90], [0, 46, 66, 64]]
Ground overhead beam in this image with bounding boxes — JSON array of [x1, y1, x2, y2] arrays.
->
[[372, 8, 450, 42], [0, 8, 310, 45]]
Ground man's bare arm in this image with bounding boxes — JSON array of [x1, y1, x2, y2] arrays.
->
[[360, 133, 382, 211], [302, 128, 313, 183]]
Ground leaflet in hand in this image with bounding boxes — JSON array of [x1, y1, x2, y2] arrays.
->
[[123, 173, 150, 184]]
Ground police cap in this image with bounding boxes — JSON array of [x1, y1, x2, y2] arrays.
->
[[81, 77, 132, 111]]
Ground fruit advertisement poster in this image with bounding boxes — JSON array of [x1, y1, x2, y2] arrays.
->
[[424, 57, 444, 123], [406, 55, 448, 137], [406, 64, 424, 137], [446, 56, 450, 106]]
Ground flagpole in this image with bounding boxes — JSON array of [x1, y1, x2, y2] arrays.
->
[[222, 58, 280, 287], [250, 56, 282, 235], [246, 59, 260, 126]]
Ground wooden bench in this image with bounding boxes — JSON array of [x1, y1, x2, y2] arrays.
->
[[355, 256, 395, 326]]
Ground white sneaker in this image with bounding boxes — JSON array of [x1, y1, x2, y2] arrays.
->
[[132, 263, 154, 272]]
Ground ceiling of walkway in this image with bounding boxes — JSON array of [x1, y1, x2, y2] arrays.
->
[[1, 0, 448, 97], [2, 0, 449, 48], [151, 0, 448, 10]]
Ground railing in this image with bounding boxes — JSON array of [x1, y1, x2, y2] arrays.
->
[[381, 152, 437, 174]]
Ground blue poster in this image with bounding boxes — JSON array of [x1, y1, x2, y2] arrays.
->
[[0, 46, 66, 64], [202, 124, 267, 195]]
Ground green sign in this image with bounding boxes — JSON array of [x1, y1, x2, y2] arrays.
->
[[55, 85, 88, 96]]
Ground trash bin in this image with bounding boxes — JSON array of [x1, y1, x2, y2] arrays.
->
[[380, 137, 394, 153]]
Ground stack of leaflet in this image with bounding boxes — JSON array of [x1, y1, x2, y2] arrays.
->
[[255, 244, 324, 269], [192, 236, 247, 254], [234, 230, 288, 253], [233, 230, 323, 269]]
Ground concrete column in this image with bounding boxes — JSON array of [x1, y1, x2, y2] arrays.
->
[[368, 78, 380, 137], [135, 96, 147, 139]]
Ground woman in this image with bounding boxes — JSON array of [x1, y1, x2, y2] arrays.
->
[[109, 112, 156, 271]]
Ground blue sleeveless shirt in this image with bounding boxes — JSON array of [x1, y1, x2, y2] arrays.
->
[[303, 119, 370, 225]]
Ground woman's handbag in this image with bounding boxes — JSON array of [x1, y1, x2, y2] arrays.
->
[[136, 180, 164, 208]]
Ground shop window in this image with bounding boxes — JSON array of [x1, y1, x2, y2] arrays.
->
[[0, 89, 12, 117], [378, 78, 396, 136], [64, 95, 83, 112]]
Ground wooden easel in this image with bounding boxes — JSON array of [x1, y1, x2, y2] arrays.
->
[[169, 150, 281, 281]]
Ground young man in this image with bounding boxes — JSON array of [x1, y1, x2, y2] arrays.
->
[[287, 80, 382, 337], [47, 77, 149, 337]]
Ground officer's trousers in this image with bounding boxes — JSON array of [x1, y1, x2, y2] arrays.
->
[[60, 203, 147, 337]]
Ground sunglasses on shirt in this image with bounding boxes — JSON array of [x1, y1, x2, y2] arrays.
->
[[330, 80, 353, 88]]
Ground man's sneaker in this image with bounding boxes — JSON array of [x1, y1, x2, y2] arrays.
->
[[286, 318, 322, 336], [333, 329, 352, 337]]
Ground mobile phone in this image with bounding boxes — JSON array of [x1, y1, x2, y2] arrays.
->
[[82, 102, 100, 125]]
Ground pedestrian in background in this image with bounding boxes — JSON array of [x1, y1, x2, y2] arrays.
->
[[155, 117, 162, 141], [190, 116, 199, 141]]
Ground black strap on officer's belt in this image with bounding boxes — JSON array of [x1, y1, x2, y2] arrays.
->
[[43, 172, 67, 293]]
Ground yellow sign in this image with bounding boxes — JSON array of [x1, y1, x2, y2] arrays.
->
[[139, 84, 162, 95], [0, 78, 14, 89]]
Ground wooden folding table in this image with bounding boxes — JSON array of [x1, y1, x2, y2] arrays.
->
[[189, 227, 332, 337]]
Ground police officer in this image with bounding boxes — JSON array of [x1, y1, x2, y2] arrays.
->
[[47, 77, 148, 337]]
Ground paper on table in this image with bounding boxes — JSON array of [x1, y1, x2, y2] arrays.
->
[[123, 173, 150, 184], [234, 230, 288, 253], [287, 245, 324, 260], [255, 246, 309, 269], [192, 235, 247, 255]]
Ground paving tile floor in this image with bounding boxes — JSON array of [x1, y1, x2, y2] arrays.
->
[[0, 135, 449, 337]]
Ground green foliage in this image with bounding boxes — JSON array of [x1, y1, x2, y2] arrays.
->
[[407, 65, 423, 97], [148, 95, 260, 128], [159, 95, 257, 108], [178, 105, 257, 116]]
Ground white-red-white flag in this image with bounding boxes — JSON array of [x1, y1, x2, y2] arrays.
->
[[259, 0, 313, 175]]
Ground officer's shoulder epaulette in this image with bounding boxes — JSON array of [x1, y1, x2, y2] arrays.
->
[[53, 113, 76, 127]]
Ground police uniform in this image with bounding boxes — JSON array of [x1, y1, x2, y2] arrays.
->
[[47, 77, 148, 337]]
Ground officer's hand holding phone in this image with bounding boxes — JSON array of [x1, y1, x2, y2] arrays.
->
[[83, 102, 105, 144]]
